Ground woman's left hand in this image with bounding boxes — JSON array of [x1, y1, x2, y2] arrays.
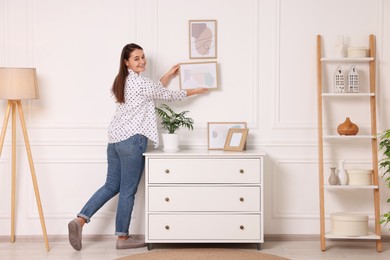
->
[[160, 64, 180, 86], [167, 64, 180, 78]]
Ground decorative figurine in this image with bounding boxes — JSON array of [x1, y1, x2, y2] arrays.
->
[[348, 65, 359, 93], [337, 117, 359, 136], [335, 35, 345, 57], [337, 160, 348, 185], [329, 167, 339, 185], [334, 66, 345, 93]]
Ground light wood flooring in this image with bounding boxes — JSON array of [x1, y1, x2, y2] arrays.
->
[[0, 236, 389, 260]]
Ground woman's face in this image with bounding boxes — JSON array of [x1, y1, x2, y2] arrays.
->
[[125, 49, 146, 74]]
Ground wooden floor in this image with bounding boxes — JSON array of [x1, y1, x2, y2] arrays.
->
[[0, 237, 389, 260]]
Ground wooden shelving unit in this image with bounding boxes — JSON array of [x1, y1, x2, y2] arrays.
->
[[316, 34, 382, 252]]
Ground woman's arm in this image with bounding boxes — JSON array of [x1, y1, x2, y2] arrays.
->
[[186, 88, 209, 96], [160, 64, 180, 87], [157, 64, 208, 98]]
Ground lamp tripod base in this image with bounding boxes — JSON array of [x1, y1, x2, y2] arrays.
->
[[0, 100, 49, 252]]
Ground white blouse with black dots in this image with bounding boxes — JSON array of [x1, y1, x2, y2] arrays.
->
[[108, 69, 186, 148]]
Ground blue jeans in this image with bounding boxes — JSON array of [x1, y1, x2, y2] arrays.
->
[[77, 134, 148, 236]]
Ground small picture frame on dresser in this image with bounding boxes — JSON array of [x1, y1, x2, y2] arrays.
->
[[223, 128, 249, 151], [207, 122, 247, 150]]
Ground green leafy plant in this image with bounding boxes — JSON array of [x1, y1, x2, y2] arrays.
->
[[155, 104, 194, 134], [379, 129, 390, 228]]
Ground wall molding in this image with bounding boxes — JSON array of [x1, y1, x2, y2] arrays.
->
[[25, 159, 123, 220], [273, 0, 384, 130], [0, 160, 10, 218], [271, 159, 374, 220], [0, 0, 8, 65]]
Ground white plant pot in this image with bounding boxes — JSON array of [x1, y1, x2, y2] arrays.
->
[[162, 133, 179, 152]]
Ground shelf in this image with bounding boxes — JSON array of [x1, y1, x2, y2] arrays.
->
[[323, 135, 375, 140], [321, 57, 374, 62], [322, 93, 375, 97], [325, 232, 380, 240], [324, 185, 378, 190], [317, 35, 381, 252]]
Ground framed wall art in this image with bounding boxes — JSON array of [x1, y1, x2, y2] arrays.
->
[[189, 20, 217, 59], [207, 122, 247, 150], [179, 62, 218, 90], [223, 128, 249, 151]]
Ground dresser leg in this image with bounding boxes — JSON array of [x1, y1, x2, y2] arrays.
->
[[147, 243, 153, 251], [257, 243, 261, 250]]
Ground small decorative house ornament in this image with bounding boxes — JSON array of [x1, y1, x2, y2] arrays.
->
[[348, 65, 359, 93], [334, 66, 345, 93]]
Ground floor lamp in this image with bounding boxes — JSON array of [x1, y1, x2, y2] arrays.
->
[[0, 68, 49, 252]]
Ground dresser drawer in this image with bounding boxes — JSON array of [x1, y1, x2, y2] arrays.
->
[[148, 186, 261, 212], [148, 159, 261, 183], [148, 214, 261, 240]]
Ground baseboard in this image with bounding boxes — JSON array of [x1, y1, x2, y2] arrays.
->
[[265, 234, 390, 242], [0, 234, 388, 243], [265, 234, 319, 241], [0, 235, 109, 242], [0, 234, 116, 243]]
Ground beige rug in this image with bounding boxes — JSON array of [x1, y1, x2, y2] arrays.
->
[[118, 248, 289, 260]]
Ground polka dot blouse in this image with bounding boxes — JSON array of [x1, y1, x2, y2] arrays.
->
[[108, 69, 186, 148]]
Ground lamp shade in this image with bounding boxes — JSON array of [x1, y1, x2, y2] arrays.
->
[[0, 67, 39, 100]]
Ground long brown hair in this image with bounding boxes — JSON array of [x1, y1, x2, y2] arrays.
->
[[111, 43, 143, 103]]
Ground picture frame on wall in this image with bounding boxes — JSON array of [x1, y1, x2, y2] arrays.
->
[[207, 122, 247, 150], [223, 128, 249, 151], [179, 62, 218, 90], [189, 20, 217, 59]]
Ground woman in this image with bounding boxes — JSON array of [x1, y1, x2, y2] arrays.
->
[[68, 43, 207, 251]]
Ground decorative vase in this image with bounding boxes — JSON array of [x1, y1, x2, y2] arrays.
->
[[334, 35, 345, 57], [328, 167, 339, 185], [162, 133, 179, 152], [337, 160, 348, 185], [337, 117, 359, 136]]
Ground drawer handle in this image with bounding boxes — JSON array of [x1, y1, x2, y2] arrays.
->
[[240, 225, 245, 230], [165, 225, 170, 230], [239, 197, 244, 202], [165, 169, 170, 174], [239, 169, 245, 174], [165, 197, 170, 202]]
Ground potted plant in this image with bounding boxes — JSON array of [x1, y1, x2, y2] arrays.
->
[[379, 129, 390, 228], [155, 104, 194, 152]]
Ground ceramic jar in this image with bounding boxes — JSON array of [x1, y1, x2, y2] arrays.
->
[[337, 117, 359, 136], [328, 167, 339, 185], [337, 160, 348, 185]]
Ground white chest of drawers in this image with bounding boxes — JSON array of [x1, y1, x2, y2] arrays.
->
[[144, 149, 265, 250]]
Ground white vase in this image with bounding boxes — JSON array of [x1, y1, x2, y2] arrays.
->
[[335, 43, 345, 57], [162, 133, 179, 152], [337, 160, 348, 185], [335, 35, 345, 57]]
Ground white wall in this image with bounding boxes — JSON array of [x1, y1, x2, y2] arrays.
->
[[0, 0, 389, 238]]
